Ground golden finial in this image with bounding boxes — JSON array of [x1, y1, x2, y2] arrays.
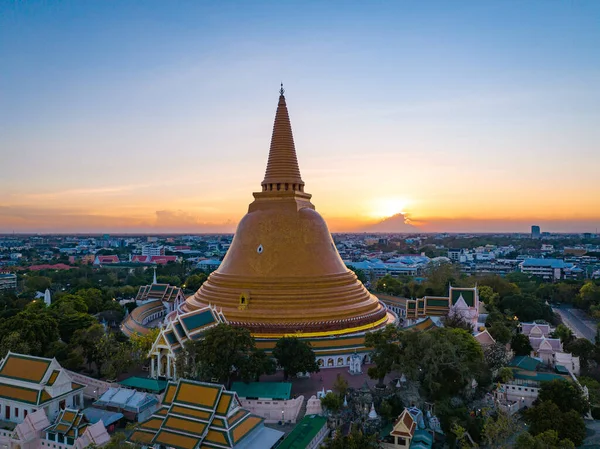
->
[[279, 82, 285, 96]]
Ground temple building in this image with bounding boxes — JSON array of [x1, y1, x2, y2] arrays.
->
[[0, 353, 110, 449], [149, 86, 396, 375], [0, 352, 85, 424], [403, 286, 481, 329], [128, 378, 283, 449], [121, 276, 186, 337]]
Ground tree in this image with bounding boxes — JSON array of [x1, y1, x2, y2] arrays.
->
[[511, 333, 532, 356], [564, 338, 595, 372], [184, 273, 207, 292], [524, 401, 586, 447], [320, 392, 342, 415], [197, 324, 264, 387], [273, 337, 319, 381], [442, 313, 474, 333], [365, 325, 402, 387], [482, 411, 518, 449], [499, 367, 514, 383], [537, 379, 588, 414], [77, 288, 105, 314], [401, 327, 485, 399], [130, 328, 160, 365], [71, 323, 107, 373], [237, 349, 276, 383], [488, 323, 512, 344], [552, 324, 575, 345], [0, 306, 60, 355], [516, 430, 575, 449], [332, 373, 349, 397], [484, 343, 509, 372], [0, 331, 31, 358], [323, 425, 379, 449]]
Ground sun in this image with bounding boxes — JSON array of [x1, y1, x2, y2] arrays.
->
[[370, 197, 410, 219]]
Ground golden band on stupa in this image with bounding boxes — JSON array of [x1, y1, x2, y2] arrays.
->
[[184, 86, 396, 340]]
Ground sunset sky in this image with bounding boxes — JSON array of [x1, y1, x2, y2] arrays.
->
[[1, 1, 599, 233]]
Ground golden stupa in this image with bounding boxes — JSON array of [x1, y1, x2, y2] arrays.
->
[[184, 86, 395, 360]]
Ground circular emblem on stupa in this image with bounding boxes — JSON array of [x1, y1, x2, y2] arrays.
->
[[257, 244, 264, 254]]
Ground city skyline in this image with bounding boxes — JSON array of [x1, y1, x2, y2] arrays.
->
[[2, 1, 599, 234]]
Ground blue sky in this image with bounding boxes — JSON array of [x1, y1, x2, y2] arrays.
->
[[1, 0, 599, 232]]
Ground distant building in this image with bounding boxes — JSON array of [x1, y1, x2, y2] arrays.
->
[[520, 258, 566, 281], [141, 246, 165, 257], [531, 225, 541, 239], [0, 273, 17, 290], [93, 255, 120, 266], [447, 248, 462, 261]]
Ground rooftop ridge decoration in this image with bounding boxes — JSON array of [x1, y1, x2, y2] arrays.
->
[[261, 84, 305, 192]]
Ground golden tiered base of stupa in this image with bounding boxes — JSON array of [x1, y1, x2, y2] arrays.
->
[[183, 87, 395, 347]]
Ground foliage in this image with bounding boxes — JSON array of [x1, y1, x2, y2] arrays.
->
[[402, 327, 485, 399], [498, 367, 513, 383], [130, 328, 160, 364], [564, 338, 595, 372], [484, 343, 509, 372], [488, 323, 512, 344], [273, 337, 319, 381], [579, 376, 600, 404], [511, 333, 533, 356], [332, 373, 349, 397], [524, 401, 586, 446], [320, 392, 342, 414], [537, 379, 588, 414], [482, 411, 518, 449], [442, 313, 474, 332], [195, 324, 272, 387], [552, 324, 575, 345], [515, 430, 575, 449], [183, 273, 207, 292], [365, 324, 402, 386], [0, 331, 32, 358], [323, 425, 379, 449], [0, 305, 59, 355]]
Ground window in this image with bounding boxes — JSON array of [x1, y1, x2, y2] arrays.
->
[[15, 407, 19, 418], [58, 434, 64, 444], [5, 406, 9, 420], [24, 409, 28, 418]]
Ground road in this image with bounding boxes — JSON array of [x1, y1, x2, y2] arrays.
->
[[553, 306, 597, 342]]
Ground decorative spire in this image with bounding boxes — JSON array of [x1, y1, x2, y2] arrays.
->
[[153, 267, 157, 284], [261, 85, 305, 192]]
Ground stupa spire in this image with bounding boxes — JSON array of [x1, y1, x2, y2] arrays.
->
[[261, 84, 305, 192]]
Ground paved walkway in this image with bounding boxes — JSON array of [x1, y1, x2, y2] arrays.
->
[[260, 365, 394, 399], [553, 307, 597, 341]]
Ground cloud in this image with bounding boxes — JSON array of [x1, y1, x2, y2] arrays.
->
[[362, 213, 417, 233], [154, 209, 237, 233]]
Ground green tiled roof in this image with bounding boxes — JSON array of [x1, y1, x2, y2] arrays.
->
[[119, 377, 168, 393], [181, 310, 215, 331], [277, 415, 327, 449], [451, 288, 475, 306], [230, 382, 292, 400], [555, 365, 569, 374], [509, 356, 541, 371], [427, 298, 449, 307], [514, 372, 565, 382]]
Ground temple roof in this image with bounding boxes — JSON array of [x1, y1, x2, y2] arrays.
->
[[129, 379, 268, 449], [261, 86, 304, 190]]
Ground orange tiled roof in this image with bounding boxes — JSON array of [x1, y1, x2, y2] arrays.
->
[[0, 384, 39, 404], [130, 379, 264, 449], [0, 353, 51, 383]]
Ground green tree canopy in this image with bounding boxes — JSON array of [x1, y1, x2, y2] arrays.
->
[[511, 333, 533, 356], [323, 425, 379, 449], [516, 430, 575, 449], [537, 379, 588, 414], [273, 337, 319, 381], [402, 327, 485, 399], [488, 323, 512, 344], [524, 401, 586, 447], [365, 324, 402, 387]]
